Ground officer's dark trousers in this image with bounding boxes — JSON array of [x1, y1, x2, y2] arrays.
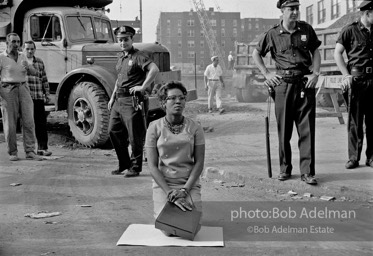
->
[[108, 97, 147, 173], [347, 78, 373, 162], [274, 79, 316, 175], [33, 99, 49, 150]]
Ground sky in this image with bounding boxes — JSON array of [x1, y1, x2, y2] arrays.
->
[[106, 0, 280, 42]]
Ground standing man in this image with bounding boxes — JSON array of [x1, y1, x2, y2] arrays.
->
[[204, 56, 225, 114], [108, 26, 159, 177], [228, 51, 234, 70], [334, 0, 373, 169], [0, 33, 42, 161], [23, 40, 52, 156], [252, 0, 321, 185]]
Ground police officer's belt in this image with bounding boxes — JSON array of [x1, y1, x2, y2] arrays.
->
[[351, 66, 373, 76], [116, 87, 132, 98], [276, 69, 309, 78]]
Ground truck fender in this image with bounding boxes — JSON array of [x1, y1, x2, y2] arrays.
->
[[55, 65, 116, 110]]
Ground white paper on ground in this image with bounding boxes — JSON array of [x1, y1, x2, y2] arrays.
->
[[116, 224, 224, 247]]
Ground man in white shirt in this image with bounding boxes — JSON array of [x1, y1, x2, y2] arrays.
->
[[228, 51, 234, 70], [204, 56, 225, 113]]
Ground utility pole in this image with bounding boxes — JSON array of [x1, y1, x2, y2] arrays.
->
[[139, 0, 142, 42]]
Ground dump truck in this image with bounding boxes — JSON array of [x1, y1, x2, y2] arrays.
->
[[0, 0, 194, 147]]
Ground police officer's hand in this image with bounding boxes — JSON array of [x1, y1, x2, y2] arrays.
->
[[264, 73, 282, 87], [173, 197, 192, 212], [129, 86, 144, 94], [341, 75, 353, 92], [108, 98, 115, 111], [304, 74, 319, 88]]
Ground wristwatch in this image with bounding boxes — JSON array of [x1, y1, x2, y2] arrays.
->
[[180, 188, 189, 194], [314, 71, 320, 76]]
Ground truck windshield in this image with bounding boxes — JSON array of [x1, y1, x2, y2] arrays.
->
[[67, 16, 113, 42]]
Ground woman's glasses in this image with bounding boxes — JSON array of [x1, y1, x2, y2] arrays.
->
[[166, 95, 186, 101]]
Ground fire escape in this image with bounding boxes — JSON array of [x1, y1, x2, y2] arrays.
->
[[191, 0, 226, 70]]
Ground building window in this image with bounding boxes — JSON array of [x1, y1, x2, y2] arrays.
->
[[221, 40, 225, 47], [178, 28, 181, 37], [178, 51, 182, 58], [248, 23, 252, 30], [306, 5, 313, 25], [188, 51, 195, 58], [241, 24, 245, 31], [200, 51, 204, 55], [346, 0, 356, 13], [187, 19, 195, 26], [178, 19, 182, 26], [166, 28, 171, 36], [233, 28, 237, 37], [187, 40, 195, 48], [255, 23, 259, 30], [210, 19, 217, 26], [167, 19, 170, 26], [188, 30, 195, 37], [221, 19, 225, 27], [233, 19, 237, 27], [200, 30, 204, 36], [331, 0, 341, 19], [178, 40, 182, 47], [318, 0, 326, 24], [200, 40, 204, 47], [221, 28, 225, 37]]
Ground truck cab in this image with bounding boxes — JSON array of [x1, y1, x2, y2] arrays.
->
[[0, 0, 192, 147]]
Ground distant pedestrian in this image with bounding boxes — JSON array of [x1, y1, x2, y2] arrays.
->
[[23, 40, 52, 156], [204, 56, 225, 114], [252, 0, 321, 185], [228, 51, 234, 70], [0, 33, 42, 161], [334, 0, 373, 169]]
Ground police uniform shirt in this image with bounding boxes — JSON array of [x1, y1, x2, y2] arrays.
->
[[256, 21, 321, 70], [116, 47, 153, 89], [336, 21, 373, 69]]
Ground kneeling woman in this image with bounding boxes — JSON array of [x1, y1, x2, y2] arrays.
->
[[145, 81, 205, 233]]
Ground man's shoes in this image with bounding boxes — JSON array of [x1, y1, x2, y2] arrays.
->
[[301, 174, 317, 185], [111, 169, 124, 175], [123, 169, 140, 178], [9, 154, 19, 161], [277, 173, 291, 181], [345, 160, 359, 169], [218, 108, 225, 114], [208, 108, 213, 113], [26, 152, 43, 161], [366, 159, 373, 168], [37, 150, 52, 156]]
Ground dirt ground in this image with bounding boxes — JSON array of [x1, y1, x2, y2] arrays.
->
[[0, 97, 372, 256]]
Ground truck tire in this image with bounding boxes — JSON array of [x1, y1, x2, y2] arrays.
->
[[67, 81, 110, 147], [235, 88, 244, 102]]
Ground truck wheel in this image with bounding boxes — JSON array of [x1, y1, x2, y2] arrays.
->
[[67, 81, 110, 147], [235, 88, 244, 102]]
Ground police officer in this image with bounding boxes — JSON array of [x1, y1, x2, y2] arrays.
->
[[108, 25, 159, 177], [334, 0, 373, 169], [252, 0, 321, 185]]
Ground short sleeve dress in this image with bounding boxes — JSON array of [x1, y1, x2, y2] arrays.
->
[[145, 116, 205, 218]]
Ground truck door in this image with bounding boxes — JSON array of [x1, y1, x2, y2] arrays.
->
[[28, 14, 67, 89]]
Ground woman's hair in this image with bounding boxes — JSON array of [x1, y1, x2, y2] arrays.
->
[[157, 81, 188, 102]]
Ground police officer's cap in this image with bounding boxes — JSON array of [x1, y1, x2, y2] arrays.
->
[[277, 0, 300, 9], [358, 0, 373, 11], [114, 26, 136, 37]]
